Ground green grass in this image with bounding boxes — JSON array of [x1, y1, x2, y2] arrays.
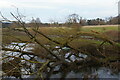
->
[[2, 25, 119, 46], [14, 25, 118, 35], [81, 26, 118, 33]]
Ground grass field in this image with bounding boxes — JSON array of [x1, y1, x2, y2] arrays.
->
[[2, 25, 119, 47], [81, 25, 118, 32]]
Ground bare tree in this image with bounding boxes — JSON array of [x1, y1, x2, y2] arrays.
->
[[1, 12, 120, 79], [66, 13, 80, 24]]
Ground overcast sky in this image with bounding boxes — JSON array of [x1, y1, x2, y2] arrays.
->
[[0, 0, 119, 22]]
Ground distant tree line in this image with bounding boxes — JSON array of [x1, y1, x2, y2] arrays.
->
[[64, 13, 120, 26], [7, 13, 120, 28], [29, 14, 119, 27]]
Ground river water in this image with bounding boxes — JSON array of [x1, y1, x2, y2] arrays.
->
[[2, 42, 120, 79]]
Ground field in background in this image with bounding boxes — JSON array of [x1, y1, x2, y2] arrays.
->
[[25, 25, 118, 34], [2, 25, 119, 46], [82, 25, 118, 32]]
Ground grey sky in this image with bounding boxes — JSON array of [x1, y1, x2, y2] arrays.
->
[[0, 0, 119, 22]]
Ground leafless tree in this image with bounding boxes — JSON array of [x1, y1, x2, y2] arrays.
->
[[1, 12, 120, 79]]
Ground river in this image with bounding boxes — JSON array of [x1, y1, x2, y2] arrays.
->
[[2, 42, 120, 79]]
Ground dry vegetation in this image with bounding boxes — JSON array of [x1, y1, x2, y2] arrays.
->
[[1, 13, 120, 79]]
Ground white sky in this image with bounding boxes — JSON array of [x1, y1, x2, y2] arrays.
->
[[0, 0, 119, 22]]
